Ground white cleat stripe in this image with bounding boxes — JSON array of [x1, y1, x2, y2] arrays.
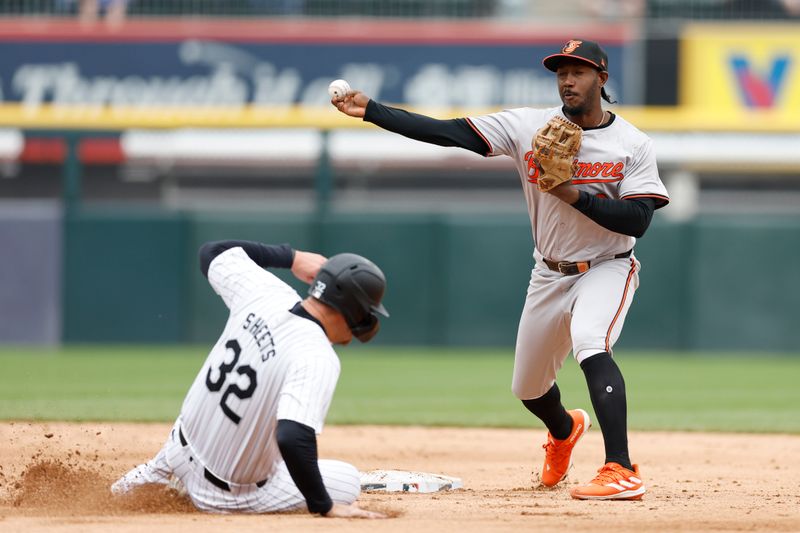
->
[[575, 486, 646, 500], [606, 483, 626, 491], [619, 480, 636, 488], [630, 477, 642, 483]]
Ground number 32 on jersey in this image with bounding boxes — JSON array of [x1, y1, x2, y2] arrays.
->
[[205, 339, 256, 424]]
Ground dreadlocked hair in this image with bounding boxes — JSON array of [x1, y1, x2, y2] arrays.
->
[[601, 87, 617, 104]]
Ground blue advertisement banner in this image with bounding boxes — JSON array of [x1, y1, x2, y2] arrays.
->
[[0, 39, 626, 109]]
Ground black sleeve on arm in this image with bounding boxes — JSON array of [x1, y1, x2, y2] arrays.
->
[[364, 99, 490, 156], [571, 193, 656, 238], [276, 419, 333, 515], [198, 240, 294, 278]]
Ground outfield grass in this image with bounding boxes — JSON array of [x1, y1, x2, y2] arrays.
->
[[0, 346, 798, 433]]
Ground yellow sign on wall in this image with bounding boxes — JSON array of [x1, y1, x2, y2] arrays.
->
[[681, 24, 800, 112]]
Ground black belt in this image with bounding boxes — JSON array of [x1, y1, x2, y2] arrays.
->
[[178, 428, 267, 492], [543, 249, 632, 276]]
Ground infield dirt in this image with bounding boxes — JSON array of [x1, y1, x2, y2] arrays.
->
[[1, 422, 798, 532]]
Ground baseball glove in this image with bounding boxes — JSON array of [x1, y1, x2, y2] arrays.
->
[[531, 116, 582, 192]]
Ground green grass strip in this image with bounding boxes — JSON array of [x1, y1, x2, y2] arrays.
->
[[0, 346, 797, 433]]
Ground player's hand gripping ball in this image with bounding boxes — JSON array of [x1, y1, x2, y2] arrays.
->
[[532, 116, 582, 192], [328, 79, 352, 99]]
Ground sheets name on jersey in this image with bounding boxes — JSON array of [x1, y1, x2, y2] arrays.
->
[[243, 312, 277, 361]]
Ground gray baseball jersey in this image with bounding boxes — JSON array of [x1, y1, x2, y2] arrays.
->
[[469, 106, 669, 399], [469, 106, 669, 262]]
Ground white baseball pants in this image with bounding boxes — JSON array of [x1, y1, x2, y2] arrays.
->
[[111, 420, 360, 513]]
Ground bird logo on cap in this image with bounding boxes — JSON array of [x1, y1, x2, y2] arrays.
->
[[562, 40, 583, 54]]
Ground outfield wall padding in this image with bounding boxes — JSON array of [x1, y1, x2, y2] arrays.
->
[[59, 209, 800, 351], [0, 203, 62, 344], [62, 208, 188, 343]]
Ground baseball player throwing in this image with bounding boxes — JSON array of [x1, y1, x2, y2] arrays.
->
[[332, 39, 668, 500], [112, 239, 389, 518]]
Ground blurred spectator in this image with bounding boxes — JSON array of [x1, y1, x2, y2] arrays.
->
[[516, 0, 641, 21], [57, 0, 129, 26], [581, 0, 644, 19], [516, 0, 594, 20], [779, 0, 800, 15]]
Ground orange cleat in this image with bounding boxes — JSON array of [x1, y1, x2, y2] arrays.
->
[[539, 409, 591, 487], [570, 462, 646, 500]]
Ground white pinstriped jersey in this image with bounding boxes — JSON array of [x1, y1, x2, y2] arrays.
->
[[469, 106, 669, 262], [180, 247, 340, 485]]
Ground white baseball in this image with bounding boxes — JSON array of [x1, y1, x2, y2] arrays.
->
[[328, 79, 351, 99]]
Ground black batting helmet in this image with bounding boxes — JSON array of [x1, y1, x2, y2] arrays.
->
[[308, 253, 389, 343]]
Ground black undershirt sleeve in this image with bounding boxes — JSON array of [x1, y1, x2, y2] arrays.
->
[[571, 193, 656, 238], [276, 419, 333, 515], [198, 240, 295, 278], [364, 100, 490, 156], [363, 100, 657, 238]]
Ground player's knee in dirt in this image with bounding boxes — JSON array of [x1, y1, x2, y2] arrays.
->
[[319, 460, 360, 504]]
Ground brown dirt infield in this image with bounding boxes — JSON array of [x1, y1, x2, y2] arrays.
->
[[1, 422, 798, 533]]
